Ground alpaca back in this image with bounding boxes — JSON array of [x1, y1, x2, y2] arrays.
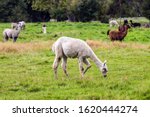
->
[[3, 29, 13, 37], [3, 28, 21, 38], [109, 30, 127, 41], [53, 37, 92, 58]]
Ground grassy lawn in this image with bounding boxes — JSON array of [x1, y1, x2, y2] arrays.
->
[[0, 22, 150, 99]]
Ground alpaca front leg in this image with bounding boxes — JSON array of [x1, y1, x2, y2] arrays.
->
[[78, 58, 84, 77], [61, 57, 69, 77], [13, 37, 17, 43], [53, 57, 61, 79], [83, 58, 91, 74]]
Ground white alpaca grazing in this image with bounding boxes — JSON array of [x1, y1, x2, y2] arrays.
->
[[52, 36, 108, 79], [109, 20, 119, 27]]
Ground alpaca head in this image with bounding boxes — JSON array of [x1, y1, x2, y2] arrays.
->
[[130, 20, 133, 23], [15, 24, 22, 31], [101, 60, 108, 77]]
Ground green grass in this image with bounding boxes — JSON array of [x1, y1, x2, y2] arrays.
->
[[0, 21, 150, 100], [1, 21, 150, 43]]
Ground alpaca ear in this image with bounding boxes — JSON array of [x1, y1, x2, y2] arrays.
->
[[104, 60, 107, 65]]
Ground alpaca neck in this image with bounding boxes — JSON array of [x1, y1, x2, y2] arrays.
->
[[89, 50, 103, 69], [16, 28, 21, 33], [123, 28, 128, 37]]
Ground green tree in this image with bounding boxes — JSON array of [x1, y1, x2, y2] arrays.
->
[[75, 0, 100, 21], [142, 0, 150, 20], [14, 0, 150, 22], [29, 0, 79, 21], [0, 0, 29, 22], [25, 0, 50, 22], [107, 0, 143, 18]]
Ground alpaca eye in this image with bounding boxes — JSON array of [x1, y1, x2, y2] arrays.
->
[[103, 68, 106, 72]]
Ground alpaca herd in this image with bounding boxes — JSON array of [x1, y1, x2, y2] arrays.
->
[[2, 19, 143, 43], [11, 21, 26, 30], [108, 19, 129, 41], [107, 18, 144, 41], [3, 21, 26, 42], [1, 18, 148, 79], [3, 25, 21, 42], [130, 20, 141, 27], [107, 25, 130, 41]]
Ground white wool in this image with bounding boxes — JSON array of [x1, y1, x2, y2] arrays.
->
[[109, 20, 119, 27], [52, 36, 108, 79]]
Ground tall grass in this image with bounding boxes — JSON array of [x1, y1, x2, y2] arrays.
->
[[0, 41, 53, 53], [0, 41, 149, 53]]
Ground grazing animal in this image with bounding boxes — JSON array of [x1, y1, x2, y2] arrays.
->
[[143, 23, 150, 28], [107, 25, 129, 41], [18, 21, 26, 30], [130, 20, 141, 27], [109, 20, 119, 27], [3, 25, 21, 42], [52, 36, 108, 79]]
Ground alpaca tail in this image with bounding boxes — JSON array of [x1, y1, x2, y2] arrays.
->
[[107, 30, 110, 35], [52, 43, 55, 53], [3, 30, 7, 37]]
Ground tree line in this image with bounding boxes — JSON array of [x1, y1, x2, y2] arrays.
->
[[0, 0, 149, 22]]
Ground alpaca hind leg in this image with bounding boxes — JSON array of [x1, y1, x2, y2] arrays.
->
[[53, 57, 61, 79], [3, 36, 8, 42], [83, 58, 91, 74], [61, 56, 68, 77], [78, 57, 84, 77]]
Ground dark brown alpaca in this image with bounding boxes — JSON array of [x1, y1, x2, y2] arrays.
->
[[107, 25, 129, 41]]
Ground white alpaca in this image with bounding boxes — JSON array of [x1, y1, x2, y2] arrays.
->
[[109, 20, 119, 27], [42, 24, 47, 34], [3, 25, 21, 42], [18, 21, 26, 30], [11, 23, 18, 29], [52, 36, 108, 79]]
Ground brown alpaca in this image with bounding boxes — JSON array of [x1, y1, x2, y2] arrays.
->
[[118, 24, 130, 32], [107, 25, 129, 41]]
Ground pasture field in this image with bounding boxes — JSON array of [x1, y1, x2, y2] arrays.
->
[[0, 22, 150, 100]]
